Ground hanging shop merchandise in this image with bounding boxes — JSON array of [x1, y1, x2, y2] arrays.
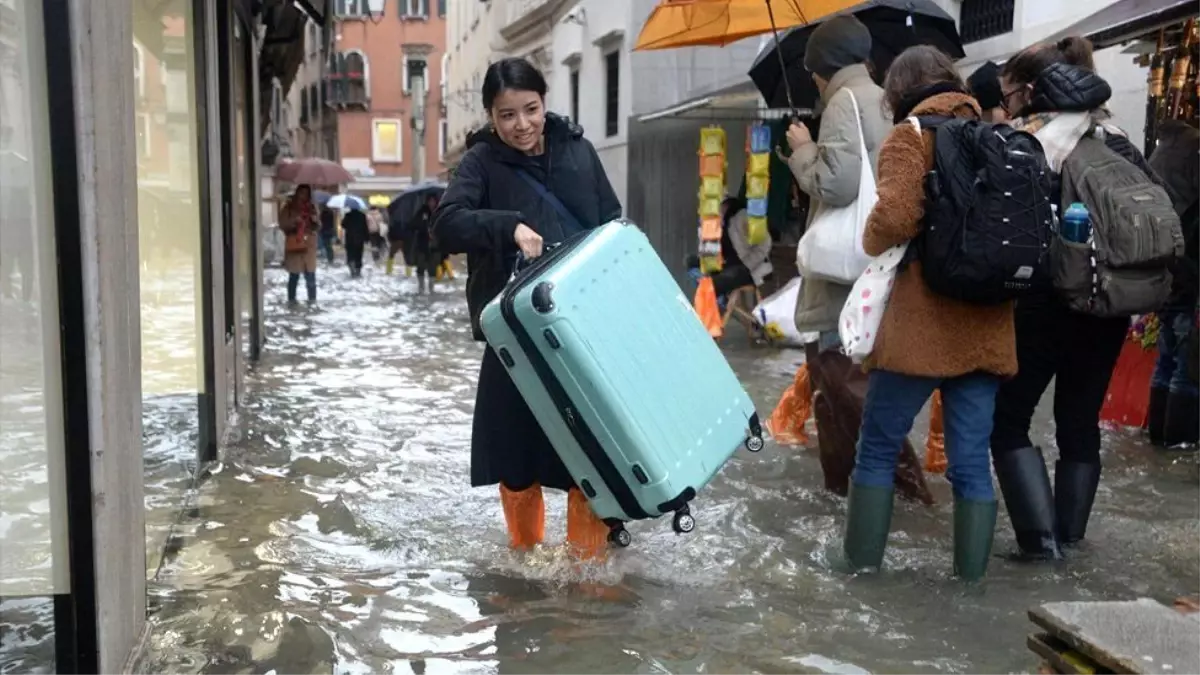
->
[[745, 123, 771, 245], [1142, 17, 1198, 154], [698, 126, 727, 274]]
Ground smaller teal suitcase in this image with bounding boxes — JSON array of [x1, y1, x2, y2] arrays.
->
[[480, 220, 763, 546]]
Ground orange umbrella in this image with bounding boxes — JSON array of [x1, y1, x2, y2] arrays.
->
[[633, 0, 853, 51]]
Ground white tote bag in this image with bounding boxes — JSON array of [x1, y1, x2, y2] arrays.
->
[[753, 277, 820, 347], [795, 90, 878, 284], [839, 118, 922, 363]]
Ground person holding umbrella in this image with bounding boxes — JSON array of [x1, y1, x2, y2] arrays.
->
[[279, 185, 320, 304], [341, 205, 370, 278], [783, 15, 891, 352]]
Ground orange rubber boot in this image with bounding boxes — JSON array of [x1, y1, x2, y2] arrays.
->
[[499, 483, 545, 550], [566, 489, 609, 561], [765, 363, 812, 446], [925, 389, 947, 475]]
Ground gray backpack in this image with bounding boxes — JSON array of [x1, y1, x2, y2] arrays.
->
[[1053, 135, 1183, 317]]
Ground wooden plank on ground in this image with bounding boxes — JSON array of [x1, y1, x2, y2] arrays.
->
[[1029, 599, 1200, 675]]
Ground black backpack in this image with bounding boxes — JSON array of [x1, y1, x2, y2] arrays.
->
[[909, 116, 1056, 304]]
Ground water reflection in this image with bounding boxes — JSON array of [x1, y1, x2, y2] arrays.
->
[[135, 265, 1199, 674]]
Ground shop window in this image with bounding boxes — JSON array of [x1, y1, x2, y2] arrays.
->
[[373, 118, 404, 162], [403, 55, 428, 95], [569, 67, 580, 123], [959, 0, 1015, 44], [604, 51, 619, 137], [402, 0, 428, 18]]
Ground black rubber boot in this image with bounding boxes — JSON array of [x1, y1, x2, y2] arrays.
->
[[842, 483, 894, 572], [953, 498, 998, 582], [993, 446, 1063, 561], [1147, 387, 1170, 446], [1163, 393, 1199, 447], [1054, 461, 1102, 546]]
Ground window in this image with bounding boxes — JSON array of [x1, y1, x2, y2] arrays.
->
[[569, 68, 579, 123], [373, 118, 404, 162], [439, 117, 448, 160], [440, 52, 450, 105], [340, 50, 369, 106], [308, 83, 319, 118], [438, 0, 446, 17], [300, 87, 310, 125], [604, 51, 619, 137], [959, 0, 1015, 44], [401, 0, 428, 18], [403, 55, 427, 95], [336, 0, 368, 17]]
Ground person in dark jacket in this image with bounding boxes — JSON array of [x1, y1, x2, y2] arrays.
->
[[1146, 120, 1199, 446], [432, 57, 622, 559], [966, 61, 1005, 123], [990, 37, 1162, 561], [407, 194, 440, 293], [319, 207, 337, 264], [341, 207, 370, 278]]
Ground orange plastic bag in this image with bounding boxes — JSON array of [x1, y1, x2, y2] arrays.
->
[[693, 276, 724, 338], [924, 389, 946, 475], [765, 363, 812, 445], [1100, 341, 1159, 428]]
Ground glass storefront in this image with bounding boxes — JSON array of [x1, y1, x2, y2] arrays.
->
[[0, 0, 69, 670], [133, 0, 208, 576]]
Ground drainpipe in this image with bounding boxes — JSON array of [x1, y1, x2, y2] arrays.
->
[[409, 61, 427, 184]]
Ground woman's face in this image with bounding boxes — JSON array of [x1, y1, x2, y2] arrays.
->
[[1000, 76, 1032, 117], [489, 88, 545, 153], [295, 186, 311, 203]]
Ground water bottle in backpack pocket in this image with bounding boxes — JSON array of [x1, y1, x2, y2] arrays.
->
[[908, 116, 1056, 305]]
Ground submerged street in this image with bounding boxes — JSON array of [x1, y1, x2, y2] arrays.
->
[[135, 263, 1199, 674]]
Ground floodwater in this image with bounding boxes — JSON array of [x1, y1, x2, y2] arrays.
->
[[107, 262, 1200, 673]]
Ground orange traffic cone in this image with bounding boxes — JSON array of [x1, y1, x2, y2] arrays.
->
[[566, 488, 609, 561], [499, 483, 545, 550], [765, 363, 812, 445], [925, 390, 947, 475]]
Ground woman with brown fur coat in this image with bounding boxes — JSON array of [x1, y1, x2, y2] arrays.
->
[[841, 46, 1016, 582]]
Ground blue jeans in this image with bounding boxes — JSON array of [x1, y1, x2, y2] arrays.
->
[[854, 369, 1000, 501], [288, 271, 317, 302], [1152, 310, 1199, 397]]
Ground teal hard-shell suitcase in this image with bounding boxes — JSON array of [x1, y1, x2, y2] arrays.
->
[[479, 220, 763, 546]]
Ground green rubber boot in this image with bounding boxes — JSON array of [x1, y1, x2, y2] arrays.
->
[[843, 483, 894, 572], [953, 498, 998, 582]]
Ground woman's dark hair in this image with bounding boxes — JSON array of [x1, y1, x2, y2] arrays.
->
[[882, 46, 965, 117], [1001, 36, 1095, 86], [482, 57, 548, 110]]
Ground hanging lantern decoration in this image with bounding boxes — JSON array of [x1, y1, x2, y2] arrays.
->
[[697, 126, 727, 274], [745, 123, 771, 245]]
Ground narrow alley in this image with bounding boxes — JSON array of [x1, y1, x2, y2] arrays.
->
[[135, 263, 1199, 674]]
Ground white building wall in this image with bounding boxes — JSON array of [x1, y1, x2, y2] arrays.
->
[[445, 0, 505, 162]]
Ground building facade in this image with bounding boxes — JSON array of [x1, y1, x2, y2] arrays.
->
[[328, 0, 448, 196], [0, 0, 321, 672]]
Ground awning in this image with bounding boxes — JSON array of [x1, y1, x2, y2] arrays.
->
[[1044, 0, 1196, 49]]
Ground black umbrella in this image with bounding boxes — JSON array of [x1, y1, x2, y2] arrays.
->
[[387, 180, 447, 230], [749, 0, 965, 110]]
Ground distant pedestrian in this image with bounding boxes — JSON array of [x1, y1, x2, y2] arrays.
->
[[318, 207, 337, 264], [280, 185, 320, 304], [407, 194, 440, 293], [341, 207, 370, 278]]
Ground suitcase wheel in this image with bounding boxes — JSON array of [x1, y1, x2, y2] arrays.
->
[[745, 435, 765, 453], [608, 526, 633, 548], [672, 507, 696, 535]]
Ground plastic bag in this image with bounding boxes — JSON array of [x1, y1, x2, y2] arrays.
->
[[753, 277, 819, 347], [693, 276, 724, 338], [700, 127, 726, 156], [765, 363, 811, 446]]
